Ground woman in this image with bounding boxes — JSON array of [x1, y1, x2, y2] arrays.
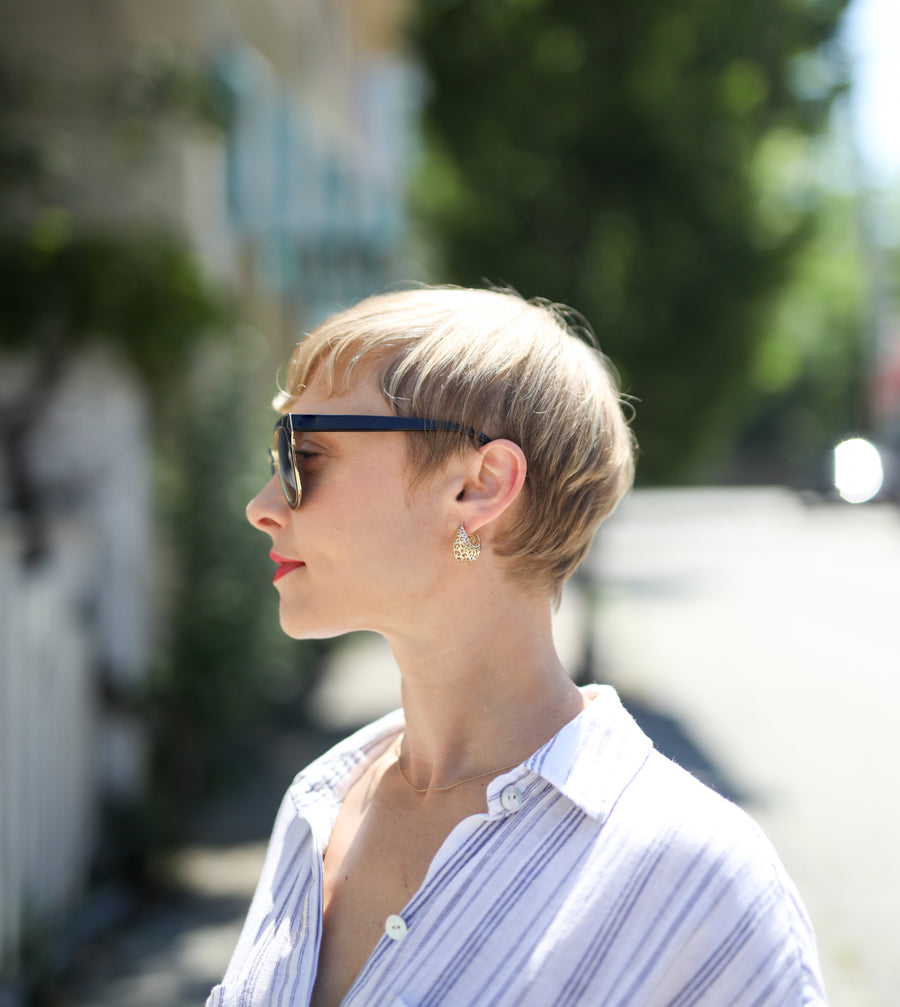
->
[[207, 287, 826, 1006]]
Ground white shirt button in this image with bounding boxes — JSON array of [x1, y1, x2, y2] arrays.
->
[[385, 914, 408, 941], [500, 784, 523, 812]]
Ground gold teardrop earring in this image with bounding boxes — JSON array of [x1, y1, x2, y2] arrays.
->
[[452, 525, 481, 563]]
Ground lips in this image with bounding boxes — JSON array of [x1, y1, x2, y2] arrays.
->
[[270, 550, 305, 583]]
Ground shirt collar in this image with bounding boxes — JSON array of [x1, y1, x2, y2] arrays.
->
[[515, 684, 653, 822], [288, 685, 652, 823], [288, 707, 405, 814]]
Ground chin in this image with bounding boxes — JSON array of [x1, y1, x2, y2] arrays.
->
[[283, 626, 343, 641], [277, 594, 377, 641], [279, 610, 356, 641], [279, 618, 334, 641]]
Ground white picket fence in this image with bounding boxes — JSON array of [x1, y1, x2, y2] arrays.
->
[[0, 518, 97, 980]]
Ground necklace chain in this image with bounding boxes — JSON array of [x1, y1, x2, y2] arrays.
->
[[394, 735, 520, 794]]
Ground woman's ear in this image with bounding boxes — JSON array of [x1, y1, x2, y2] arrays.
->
[[456, 439, 527, 534]]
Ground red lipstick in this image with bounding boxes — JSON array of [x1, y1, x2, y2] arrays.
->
[[270, 550, 305, 583]]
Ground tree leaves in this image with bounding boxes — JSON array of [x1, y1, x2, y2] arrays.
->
[[413, 0, 851, 480]]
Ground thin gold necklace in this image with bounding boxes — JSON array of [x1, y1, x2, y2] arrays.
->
[[394, 734, 521, 794]]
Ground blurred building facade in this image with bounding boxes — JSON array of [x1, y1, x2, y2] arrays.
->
[[0, 0, 419, 992]]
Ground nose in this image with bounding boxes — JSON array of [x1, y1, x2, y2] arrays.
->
[[246, 475, 290, 532]]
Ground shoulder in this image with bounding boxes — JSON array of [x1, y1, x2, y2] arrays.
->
[[619, 743, 780, 880], [588, 725, 796, 915], [556, 688, 787, 873], [608, 750, 826, 1003], [536, 691, 827, 1003]]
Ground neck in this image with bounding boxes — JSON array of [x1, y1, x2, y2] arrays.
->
[[384, 593, 586, 792]]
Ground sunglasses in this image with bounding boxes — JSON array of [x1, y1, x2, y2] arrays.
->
[[269, 414, 492, 509]]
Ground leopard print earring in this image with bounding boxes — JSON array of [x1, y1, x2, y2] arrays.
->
[[452, 526, 481, 563]]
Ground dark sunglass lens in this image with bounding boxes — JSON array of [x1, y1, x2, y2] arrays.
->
[[275, 426, 300, 507]]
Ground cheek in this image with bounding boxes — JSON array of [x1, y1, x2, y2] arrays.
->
[[341, 500, 445, 596]]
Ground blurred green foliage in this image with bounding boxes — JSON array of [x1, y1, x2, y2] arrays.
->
[[0, 50, 228, 382], [145, 347, 312, 847], [0, 227, 226, 383], [735, 189, 867, 482], [413, 0, 855, 481], [0, 49, 315, 868]]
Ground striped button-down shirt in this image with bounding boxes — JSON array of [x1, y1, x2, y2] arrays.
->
[[207, 685, 826, 1006]]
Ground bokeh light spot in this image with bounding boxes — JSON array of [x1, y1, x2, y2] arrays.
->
[[834, 437, 884, 503]]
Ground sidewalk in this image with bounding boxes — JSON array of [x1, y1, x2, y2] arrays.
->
[[61, 487, 898, 1007]]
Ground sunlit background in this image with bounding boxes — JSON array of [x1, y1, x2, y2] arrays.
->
[[0, 1, 897, 1005]]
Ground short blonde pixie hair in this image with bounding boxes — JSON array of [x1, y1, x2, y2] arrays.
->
[[277, 286, 636, 597]]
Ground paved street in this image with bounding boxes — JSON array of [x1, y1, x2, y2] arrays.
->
[[64, 487, 899, 1007]]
